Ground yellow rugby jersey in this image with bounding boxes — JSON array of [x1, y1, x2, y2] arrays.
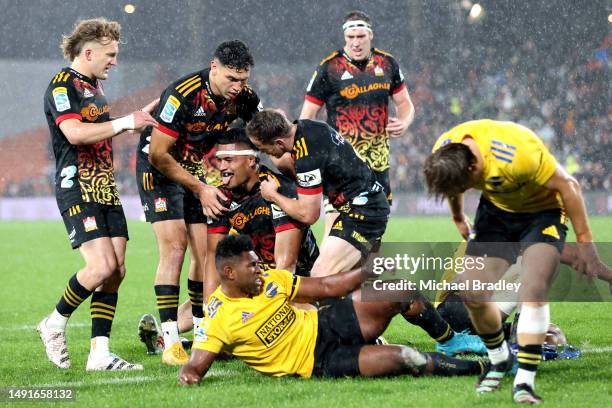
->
[[193, 269, 318, 378], [432, 120, 562, 213]]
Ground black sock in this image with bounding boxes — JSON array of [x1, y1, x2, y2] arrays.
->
[[426, 352, 485, 376], [187, 279, 204, 319], [517, 344, 542, 373], [155, 285, 179, 323], [479, 328, 505, 350], [90, 292, 117, 338], [55, 274, 93, 317], [403, 297, 454, 342]]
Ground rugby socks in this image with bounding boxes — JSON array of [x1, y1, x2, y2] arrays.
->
[[155, 285, 180, 348], [89, 292, 117, 358], [188, 279, 204, 331], [403, 298, 455, 343], [49, 274, 93, 329], [479, 328, 510, 366], [514, 344, 542, 388], [426, 352, 485, 376]]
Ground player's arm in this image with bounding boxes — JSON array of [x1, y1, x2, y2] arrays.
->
[[148, 128, 228, 219], [446, 193, 471, 240], [292, 266, 364, 303], [386, 87, 415, 138], [261, 176, 321, 225], [204, 232, 226, 300], [178, 349, 217, 385], [59, 110, 157, 145], [274, 228, 303, 273], [299, 99, 323, 120], [542, 166, 603, 278]]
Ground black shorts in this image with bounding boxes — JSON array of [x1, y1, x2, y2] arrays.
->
[[466, 198, 567, 264], [61, 202, 128, 249], [136, 159, 206, 224], [373, 169, 392, 204], [312, 296, 365, 378]]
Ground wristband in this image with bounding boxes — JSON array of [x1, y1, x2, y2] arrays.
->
[[111, 114, 135, 134], [576, 231, 593, 243]]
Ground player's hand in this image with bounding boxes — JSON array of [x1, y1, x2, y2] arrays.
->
[[131, 110, 159, 131], [141, 98, 160, 115], [197, 183, 228, 221], [260, 176, 279, 202], [575, 242, 604, 283], [386, 117, 409, 138], [452, 214, 472, 240], [178, 364, 202, 385]]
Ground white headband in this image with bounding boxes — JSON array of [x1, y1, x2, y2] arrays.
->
[[215, 149, 258, 157], [342, 20, 372, 32]]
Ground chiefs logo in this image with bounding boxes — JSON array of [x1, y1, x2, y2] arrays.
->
[[230, 212, 247, 229], [80, 103, 109, 122]]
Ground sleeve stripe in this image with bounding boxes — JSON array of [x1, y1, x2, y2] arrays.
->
[[158, 124, 179, 138], [55, 113, 81, 125], [274, 222, 300, 233], [289, 275, 300, 301], [391, 82, 407, 95], [208, 226, 229, 234], [297, 186, 323, 195], [305, 95, 324, 106]]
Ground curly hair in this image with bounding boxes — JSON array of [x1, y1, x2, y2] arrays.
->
[[61, 18, 121, 61], [423, 143, 476, 199], [215, 235, 254, 268], [214, 40, 254, 71]]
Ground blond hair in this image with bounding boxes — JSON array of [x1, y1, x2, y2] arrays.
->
[[61, 18, 121, 61]]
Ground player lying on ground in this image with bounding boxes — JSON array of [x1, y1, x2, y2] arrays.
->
[[179, 235, 488, 383]]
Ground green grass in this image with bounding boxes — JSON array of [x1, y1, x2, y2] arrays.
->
[[1, 217, 611, 407]]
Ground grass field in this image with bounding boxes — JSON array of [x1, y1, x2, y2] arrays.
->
[[1, 217, 611, 407]]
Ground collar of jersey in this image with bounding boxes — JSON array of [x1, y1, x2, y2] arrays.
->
[[341, 49, 374, 69], [68, 67, 96, 86]]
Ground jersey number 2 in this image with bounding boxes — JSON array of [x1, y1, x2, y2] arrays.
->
[[60, 165, 77, 188]]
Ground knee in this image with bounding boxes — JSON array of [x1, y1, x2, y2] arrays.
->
[[463, 299, 488, 311], [163, 238, 188, 263], [86, 256, 118, 282]]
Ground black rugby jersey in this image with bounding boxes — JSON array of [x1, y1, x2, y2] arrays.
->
[[44, 67, 120, 211], [208, 166, 318, 274], [138, 68, 261, 178], [305, 48, 406, 172], [293, 119, 387, 213]]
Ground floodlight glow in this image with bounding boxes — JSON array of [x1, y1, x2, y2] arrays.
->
[[124, 4, 136, 14]]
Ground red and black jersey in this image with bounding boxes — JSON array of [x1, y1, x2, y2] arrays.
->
[[293, 119, 388, 217], [44, 67, 119, 212], [305, 48, 406, 172], [207, 166, 318, 275], [138, 68, 261, 179]]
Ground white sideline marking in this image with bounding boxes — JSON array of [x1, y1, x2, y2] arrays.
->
[[14, 322, 89, 330], [32, 369, 233, 388], [581, 346, 612, 354]]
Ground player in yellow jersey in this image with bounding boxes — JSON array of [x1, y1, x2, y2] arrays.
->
[[179, 235, 487, 383], [424, 119, 606, 404]]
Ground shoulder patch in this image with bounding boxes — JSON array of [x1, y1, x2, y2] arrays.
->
[[175, 74, 201, 97], [52, 87, 71, 112], [374, 48, 394, 58], [319, 51, 340, 65]]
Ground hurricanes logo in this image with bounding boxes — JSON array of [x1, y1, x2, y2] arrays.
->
[[340, 82, 391, 100], [80, 103, 109, 121]]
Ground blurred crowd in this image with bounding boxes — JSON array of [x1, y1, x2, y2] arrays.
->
[[3, 36, 609, 197]]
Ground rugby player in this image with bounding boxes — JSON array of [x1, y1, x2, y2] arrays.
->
[[39, 18, 158, 371], [300, 10, 414, 237], [424, 119, 606, 403], [179, 235, 487, 383], [136, 41, 261, 365]]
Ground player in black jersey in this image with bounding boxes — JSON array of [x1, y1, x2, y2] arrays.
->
[[38, 18, 158, 371], [246, 110, 389, 279], [136, 40, 261, 365], [137, 128, 319, 354], [300, 11, 415, 238]]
